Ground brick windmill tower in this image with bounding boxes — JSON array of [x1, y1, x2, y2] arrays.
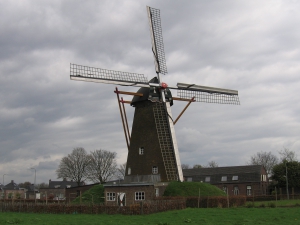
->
[[70, 6, 240, 184]]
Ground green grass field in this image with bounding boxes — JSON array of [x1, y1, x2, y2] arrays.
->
[[1, 207, 300, 225]]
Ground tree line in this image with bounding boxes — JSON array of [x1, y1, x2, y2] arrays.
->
[[56, 147, 125, 186], [249, 148, 300, 189]]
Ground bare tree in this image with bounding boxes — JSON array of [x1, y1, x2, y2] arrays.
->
[[279, 147, 297, 162], [193, 164, 203, 169], [87, 149, 117, 183], [181, 164, 190, 169], [206, 161, 218, 168], [56, 147, 90, 186], [249, 151, 278, 176], [117, 162, 126, 179], [35, 182, 49, 189]]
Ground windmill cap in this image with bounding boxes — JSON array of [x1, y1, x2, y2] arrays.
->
[[131, 77, 173, 106]]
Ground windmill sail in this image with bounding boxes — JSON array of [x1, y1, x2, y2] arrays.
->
[[70, 63, 149, 87], [147, 6, 168, 75], [176, 83, 240, 105]]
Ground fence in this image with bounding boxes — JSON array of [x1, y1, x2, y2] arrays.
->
[[0, 198, 186, 215]]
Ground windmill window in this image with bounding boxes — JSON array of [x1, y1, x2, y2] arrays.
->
[[106, 192, 116, 201], [135, 192, 145, 200], [139, 147, 144, 155], [152, 166, 158, 174], [232, 176, 238, 181], [221, 176, 227, 182], [205, 176, 210, 182], [128, 167, 131, 175]]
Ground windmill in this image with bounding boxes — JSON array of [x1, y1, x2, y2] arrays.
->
[[70, 6, 239, 183]]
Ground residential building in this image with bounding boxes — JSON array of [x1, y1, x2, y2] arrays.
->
[[183, 165, 269, 196], [40, 178, 81, 200]]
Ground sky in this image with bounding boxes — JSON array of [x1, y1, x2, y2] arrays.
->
[[1, 0, 300, 185]]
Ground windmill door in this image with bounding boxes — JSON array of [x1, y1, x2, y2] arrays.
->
[[117, 193, 126, 206]]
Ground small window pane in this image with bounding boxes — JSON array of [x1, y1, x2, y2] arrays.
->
[[106, 192, 116, 201], [135, 192, 145, 200], [205, 176, 210, 182]]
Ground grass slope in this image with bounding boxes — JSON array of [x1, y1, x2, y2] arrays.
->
[[1, 207, 300, 225], [163, 181, 226, 197], [72, 184, 104, 204]]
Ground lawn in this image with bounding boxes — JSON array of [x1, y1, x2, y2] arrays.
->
[[1, 207, 300, 225]]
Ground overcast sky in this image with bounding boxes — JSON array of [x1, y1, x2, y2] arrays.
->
[[1, 0, 300, 185]]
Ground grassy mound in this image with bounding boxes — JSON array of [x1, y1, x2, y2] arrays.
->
[[163, 181, 226, 197], [72, 184, 104, 204]]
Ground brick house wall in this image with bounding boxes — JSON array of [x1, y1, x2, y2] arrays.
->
[[3, 189, 25, 199], [104, 183, 168, 206]]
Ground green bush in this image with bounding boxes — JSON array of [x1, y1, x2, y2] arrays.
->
[[72, 185, 104, 204], [268, 202, 276, 208], [246, 202, 254, 208]]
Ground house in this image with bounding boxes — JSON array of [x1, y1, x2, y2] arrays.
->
[[39, 178, 81, 200], [103, 176, 168, 206], [183, 165, 269, 196], [25, 184, 39, 199], [2, 180, 25, 199]]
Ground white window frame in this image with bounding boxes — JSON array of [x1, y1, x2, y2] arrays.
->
[[135, 192, 145, 201], [106, 192, 116, 201], [221, 176, 227, 182], [205, 176, 210, 182], [223, 186, 227, 193], [152, 166, 158, 174], [234, 186, 239, 195], [139, 147, 144, 155], [246, 186, 252, 196]]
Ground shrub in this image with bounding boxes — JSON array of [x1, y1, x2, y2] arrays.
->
[[72, 184, 104, 204], [268, 202, 276, 208], [246, 202, 254, 208]]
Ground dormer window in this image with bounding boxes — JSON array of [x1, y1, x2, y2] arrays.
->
[[232, 176, 238, 181], [66, 185, 71, 188], [221, 176, 227, 182], [54, 185, 60, 188]]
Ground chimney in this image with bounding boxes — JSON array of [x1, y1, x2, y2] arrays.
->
[[11, 180, 14, 184]]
